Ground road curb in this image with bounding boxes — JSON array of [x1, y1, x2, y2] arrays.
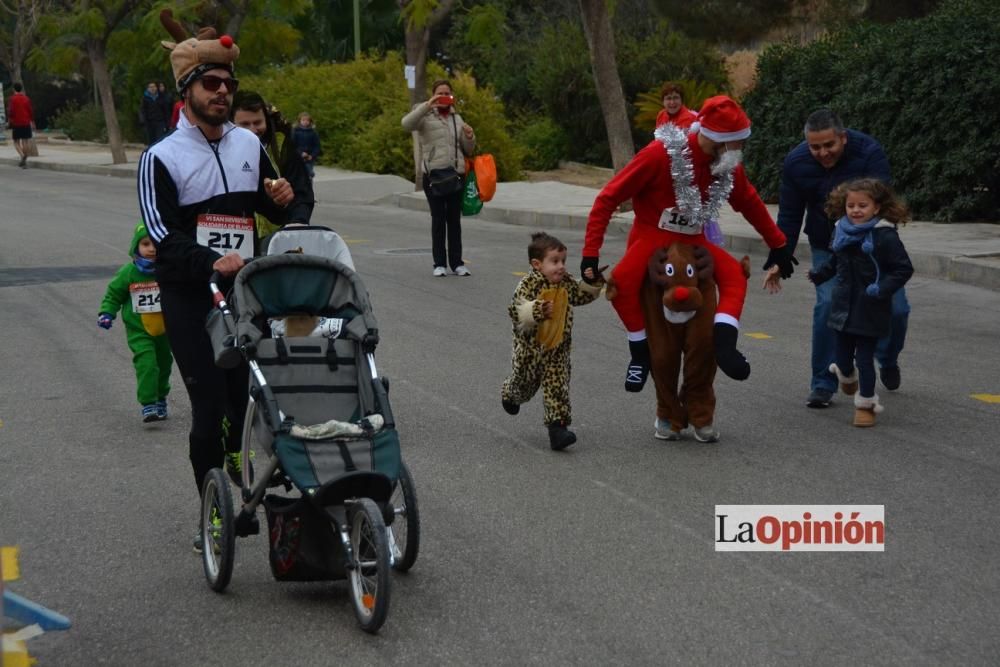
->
[[386, 192, 1000, 291], [1, 157, 136, 179]]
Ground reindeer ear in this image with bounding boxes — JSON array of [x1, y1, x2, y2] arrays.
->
[[160, 9, 188, 42], [196, 26, 217, 40], [160, 40, 177, 51]]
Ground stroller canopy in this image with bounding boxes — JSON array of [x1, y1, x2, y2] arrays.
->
[[231, 254, 378, 350]]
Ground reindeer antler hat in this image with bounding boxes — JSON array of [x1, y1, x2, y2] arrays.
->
[[159, 9, 240, 93]]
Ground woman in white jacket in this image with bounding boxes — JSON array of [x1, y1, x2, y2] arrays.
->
[[402, 79, 476, 276]]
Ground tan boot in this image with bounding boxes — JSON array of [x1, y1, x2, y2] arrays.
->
[[829, 362, 858, 396], [853, 393, 883, 427], [853, 407, 875, 427]]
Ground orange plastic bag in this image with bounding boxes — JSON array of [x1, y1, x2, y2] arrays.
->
[[472, 154, 497, 203]]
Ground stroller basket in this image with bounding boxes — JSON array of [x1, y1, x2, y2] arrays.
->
[[263, 494, 344, 581]]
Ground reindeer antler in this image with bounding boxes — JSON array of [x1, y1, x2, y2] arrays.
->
[[159, 9, 188, 42]]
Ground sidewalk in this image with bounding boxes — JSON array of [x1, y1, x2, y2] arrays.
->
[[4, 140, 999, 290]]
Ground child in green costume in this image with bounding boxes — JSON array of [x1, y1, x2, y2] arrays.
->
[[98, 222, 174, 422]]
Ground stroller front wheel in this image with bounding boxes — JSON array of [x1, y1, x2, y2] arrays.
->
[[347, 497, 391, 633], [201, 468, 236, 592]]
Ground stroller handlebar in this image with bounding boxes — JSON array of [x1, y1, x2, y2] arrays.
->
[[209, 257, 255, 308], [208, 272, 226, 307]]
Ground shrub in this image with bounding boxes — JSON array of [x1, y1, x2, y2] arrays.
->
[[743, 0, 1000, 221], [52, 102, 108, 142], [242, 52, 521, 181], [514, 116, 568, 171]]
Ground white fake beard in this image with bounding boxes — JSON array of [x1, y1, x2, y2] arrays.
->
[[711, 148, 743, 176]]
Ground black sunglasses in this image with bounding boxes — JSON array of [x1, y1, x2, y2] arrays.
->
[[199, 75, 239, 93]]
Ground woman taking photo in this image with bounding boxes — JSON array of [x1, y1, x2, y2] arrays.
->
[[402, 79, 476, 277]]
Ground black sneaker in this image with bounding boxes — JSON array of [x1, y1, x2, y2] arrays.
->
[[502, 398, 520, 415], [879, 365, 901, 391], [806, 388, 834, 408], [548, 423, 577, 451]]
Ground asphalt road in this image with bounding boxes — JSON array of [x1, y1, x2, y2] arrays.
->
[[1, 168, 998, 666]]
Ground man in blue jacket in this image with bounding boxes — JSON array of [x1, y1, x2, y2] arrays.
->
[[768, 109, 909, 408]]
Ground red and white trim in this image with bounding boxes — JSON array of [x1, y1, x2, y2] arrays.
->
[[698, 125, 751, 143]]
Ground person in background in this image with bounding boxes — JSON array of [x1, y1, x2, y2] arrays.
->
[[654, 81, 698, 130], [231, 91, 315, 237], [291, 112, 321, 179], [401, 78, 476, 277], [139, 81, 167, 145], [157, 82, 173, 131], [7, 82, 35, 168]]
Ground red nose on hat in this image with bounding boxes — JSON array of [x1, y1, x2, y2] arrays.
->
[[220, 35, 233, 48], [673, 286, 691, 302], [697, 95, 751, 143]]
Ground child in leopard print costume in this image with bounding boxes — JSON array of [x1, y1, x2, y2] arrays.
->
[[501, 232, 604, 450]]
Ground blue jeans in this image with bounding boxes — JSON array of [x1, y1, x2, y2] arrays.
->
[[810, 247, 910, 392]]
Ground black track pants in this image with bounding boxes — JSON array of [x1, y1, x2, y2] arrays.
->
[[160, 283, 248, 496]]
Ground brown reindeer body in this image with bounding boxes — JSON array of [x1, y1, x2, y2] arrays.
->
[[640, 243, 719, 434]]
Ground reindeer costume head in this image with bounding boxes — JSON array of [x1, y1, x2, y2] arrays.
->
[[159, 9, 240, 93]]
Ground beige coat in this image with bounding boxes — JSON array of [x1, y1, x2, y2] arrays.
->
[[401, 101, 476, 173]]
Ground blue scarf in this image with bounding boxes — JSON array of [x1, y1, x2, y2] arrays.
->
[[134, 256, 156, 274], [831, 216, 882, 296]]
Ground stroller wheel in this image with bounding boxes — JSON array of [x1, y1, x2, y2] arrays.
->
[[348, 497, 391, 633], [389, 461, 420, 572], [201, 468, 235, 592]]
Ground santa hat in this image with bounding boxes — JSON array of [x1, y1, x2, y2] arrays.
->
[[691, 95, 751, 143], [159, 10, 240, 92]]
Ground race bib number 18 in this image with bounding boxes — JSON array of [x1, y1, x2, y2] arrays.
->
[[196, 213, 254, 259], [130, 282, 161, 313], [658, 207, 701, 235]]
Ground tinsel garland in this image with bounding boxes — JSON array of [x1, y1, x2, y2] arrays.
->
[[653, 123, 734, 232]]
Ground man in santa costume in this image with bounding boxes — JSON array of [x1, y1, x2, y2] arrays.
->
[[582, 95, 797, 391]]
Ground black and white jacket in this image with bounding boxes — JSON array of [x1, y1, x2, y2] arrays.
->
[[138, 113, 287, 285]]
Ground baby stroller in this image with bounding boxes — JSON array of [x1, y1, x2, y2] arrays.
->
[[203, 225, 420, 633]]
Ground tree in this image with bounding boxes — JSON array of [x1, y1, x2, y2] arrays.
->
[[190, 0, 310, 41], [576, 0, 633, 170], [399, 0, 456, 106], [0, 0, 50, 85], [294, 0, 403, 62], [31, 0, 148, 164]]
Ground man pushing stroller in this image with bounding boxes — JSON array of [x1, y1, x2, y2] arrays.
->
[[138, 11, 296, 551]]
